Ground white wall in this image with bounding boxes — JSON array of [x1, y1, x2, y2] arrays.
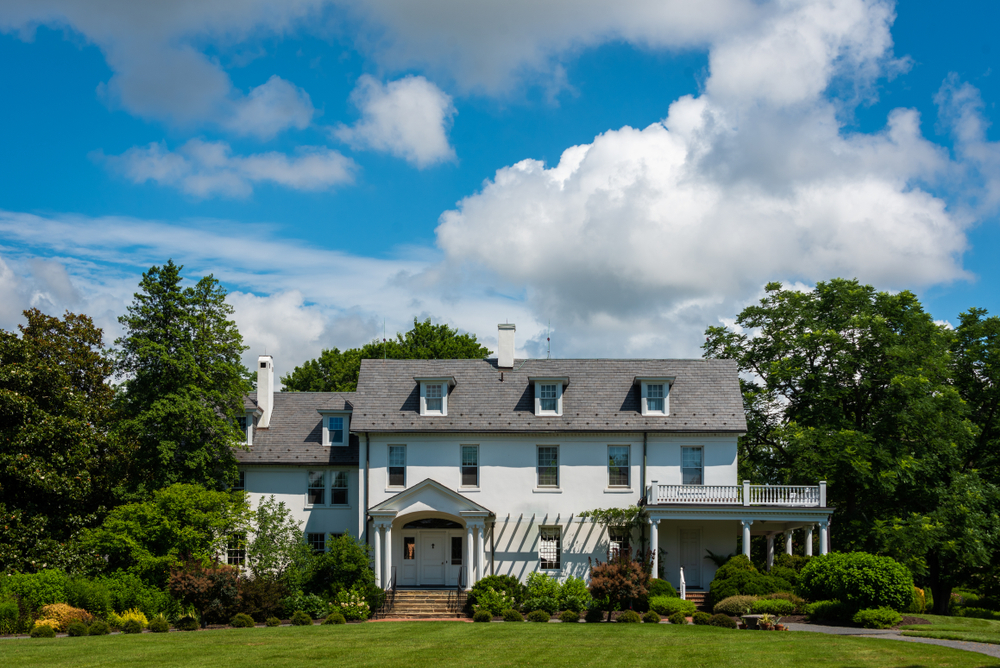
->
[[645, 434, 738, 487], [657, 520, 736, 589], [242, 466, 359, 539]]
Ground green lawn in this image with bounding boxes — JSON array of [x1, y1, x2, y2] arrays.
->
[[903, 614, 1000, 646], [1, 622, 993, 668]]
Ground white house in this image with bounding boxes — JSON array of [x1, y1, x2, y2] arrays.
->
[[236, 324, 833, 594]]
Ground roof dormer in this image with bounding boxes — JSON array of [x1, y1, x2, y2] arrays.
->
[[529, 376, 569, 416], [635, 376, 674, 416], [414, 376, 457, 416]]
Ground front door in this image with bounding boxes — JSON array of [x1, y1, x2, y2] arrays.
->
[[680, 530, 701, 587], [420, 530, 446, 585]]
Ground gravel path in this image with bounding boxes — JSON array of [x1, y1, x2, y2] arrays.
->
[[784, 622, 1000, 659]]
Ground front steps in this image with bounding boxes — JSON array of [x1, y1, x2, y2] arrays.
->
[[684, 590, 709, 611], [381, 589, 467, 619]]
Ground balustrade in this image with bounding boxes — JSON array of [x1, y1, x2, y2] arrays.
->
[[649, 482, 825, 507]]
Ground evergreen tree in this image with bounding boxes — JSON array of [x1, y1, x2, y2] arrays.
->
[[114, 261, 249, 493]]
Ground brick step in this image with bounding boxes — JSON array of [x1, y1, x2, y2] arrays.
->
[[683, 591, 709, 611], [381, 613, 468, 619], [391, 606, 463, 612]]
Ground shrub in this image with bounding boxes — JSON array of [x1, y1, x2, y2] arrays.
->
[[334, 586, 371, 621], [692, 612, 712, 625], [475, 587, 518, 617], [771, 566, 799, 587], [265, 616, 282, 627], [100, 571, 175, 619], [796, 552, 913, 612], [238, 576, 288, 622], [67, 621, 89, 637], [523, 572, 561, 615], [503, 609, 524, 622], [649, 596, 696, 617], [750, 598, 796, 616], [39, 603, 93, 631], [559, 610, 580, 623], [304, 534, 377, 604], [0, 597, 19, 634], [709, 613, 738, 629], [805, 599, 853, 624], [713, 595, 758, 616], [765, 592, 806, 612], [4, 569, 68, 610], [958, 608, 1000, 620], [290, 610, 313, 626], [123, 618, 144, 634], [473, 609, 493, 623], [908, 587, 927, 614], [467, 575, 526, 612], [709, 570, 791, 605], [169, 560, 240, 626], [88, 620, 110, 636], [281, 591, 336, 620], [109, 608, 148, 630], [647, 579, 678, 598], [66, 577, 112, 618], [617, 610, 641, 623], [522, 596, 559, 615], [175, 615, 200, 631], [559, 576, 592, 613], [30, 623, 56, 638], [668, 612, 687, 625], [774, 554, 811, 572], [853, 607, 902, 629], [149, 616, 170, 633], [231, 613, 256, 628], [589, 556, 650, 615], [643, 611, 660, 623], [323, 612, 347, 625], [526, 609, 550, 623], [585, 608, 604, 623]]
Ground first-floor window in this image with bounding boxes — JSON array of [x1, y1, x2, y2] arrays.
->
[[461, 445, 479, 487], [232, 470, 245, 492], [388, 445, 406, 487], [227, 533, 246, 566], [331, 471, 349, 505], [682, 446, 703, 485], [608, 446, 629, 487], [404, 537, 416, 560], [539, 527, 561, 570], [308, 471, 325, 505], [451, 536, 463, 565], [537, 446, 559, 487], [307, 533, 326, 553], [609, 528, 629, 560]]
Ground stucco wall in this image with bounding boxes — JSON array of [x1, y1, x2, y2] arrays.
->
[[656, 520, 737, 589], [242, 466, 359, 538]]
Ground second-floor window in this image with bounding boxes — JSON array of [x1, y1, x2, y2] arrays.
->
[[537, 446, 559, 487], [389, 445, 406, 487], [682, 446, 703, 485], [308, 471, 325, 505], [461, 445, 479, 487], [608, 446, 629, 487], [331, 471, 349, 505]]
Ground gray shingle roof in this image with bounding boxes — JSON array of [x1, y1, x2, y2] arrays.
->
[[350, 358, 745, 433], [236, 392, 359, 465]]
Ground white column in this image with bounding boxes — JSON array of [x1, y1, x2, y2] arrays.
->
[[805, 525, 814, 556], [741, 520, 753, 557], [649, 518, 660, 579], [819, 520, 829, 555], [785, 531, 793, 555], [766, 534, 775, 570], [466, 524, 475, 587], [384, 523, 393, 587], [373, 524, 383, 588], [477, 524, 486, 581]]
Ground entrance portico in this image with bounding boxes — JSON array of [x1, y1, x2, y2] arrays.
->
[[369, 478, 492, 590]]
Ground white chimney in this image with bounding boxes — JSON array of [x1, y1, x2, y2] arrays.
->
[[257, 355, 274, 428], [498, 324, 515, 369]]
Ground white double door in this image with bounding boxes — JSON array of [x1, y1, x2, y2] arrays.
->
[[398, 529, 464, 587]]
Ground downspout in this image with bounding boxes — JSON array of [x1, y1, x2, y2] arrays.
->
[[641, 431, 648, 555], [490, 519, 495, 576], [364, 432, 370, 546]]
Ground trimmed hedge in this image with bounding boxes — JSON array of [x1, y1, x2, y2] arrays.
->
[[66, 621, 89, 637], [692, 611, 711, 625], [649, 596, 696, 617], [559, 610, 580, 623], [647, 579, 678, 598], [88, 620, 110, 636], [796, 552, 913, 612], [30, 624, 56, 638], [323, 612, 346, 625], [473, 610, 492, 623], [526, 610, 550, 623], [123, 619, 143, 634], [713, 595, 757, 616], [503, 609, 524, 622], [668, 612, 687, 625], [290, 610, 313, 626], [231, 613, 255, 628], [805, 599, 853, 624], [853, 607, 902, 629], [617, 610, 641, 623], [585, 608, 604, 623], [467, 575, 526, 612], [642, 611, 660, 624], [750, 598, 796, 615], [175, 615, 199, 631], [148, 617, 170, 633], [265, 617, 282, 627], [709, 613, 738, 629], [708, 555, 792, 605]]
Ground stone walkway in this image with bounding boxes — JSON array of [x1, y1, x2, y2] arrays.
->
[[785, 622, 1000, 660]]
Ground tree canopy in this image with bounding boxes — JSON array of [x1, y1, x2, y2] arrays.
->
[[113, 261, 250, 493], [281, 317, 491, 392], [703, 278, 1000, 613]]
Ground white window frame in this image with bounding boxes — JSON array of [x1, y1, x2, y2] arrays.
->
[[305, 469, 351, 507], [460, 444, 479, 489], [536, 445, 559, 488], [531, 378, 567, 416], [227, 533, 246, 566], [388, 445, 407, 488], [681, 446, 704, 485], [607, 445, 630, 488], [320, 411, 350, 447], [637, 377, 673, 416], [236, 413, 254, 445], [307, 470, 326, 506], [415, 377, 455, 416], [538, 526, 562, 570]]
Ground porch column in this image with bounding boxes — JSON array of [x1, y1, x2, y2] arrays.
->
[[741, 520, 753, 558], [466, 523, 475, 587], [766, 534, 775, 571], [649, 518, 660, 579], [477, 524, 486, 582], [373, 524, 383, 588], [785, 530, 793, 555], [384, 523, 393, 587], [805, 525, 814, 556], [819, 520, 829, 555]]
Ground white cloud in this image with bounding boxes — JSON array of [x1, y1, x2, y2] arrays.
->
[[334, 75, 456, 167], [101, 139, 356, 197], [225, 75, 315, 139]]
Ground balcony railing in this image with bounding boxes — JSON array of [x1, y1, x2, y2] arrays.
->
[[648, 480, 826, 507]]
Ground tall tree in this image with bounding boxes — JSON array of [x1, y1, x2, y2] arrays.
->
[[281, 318, 491, 392], [0, 309, 116, 572], [704, 279, 999, 613], [114, 261, 250, 493]]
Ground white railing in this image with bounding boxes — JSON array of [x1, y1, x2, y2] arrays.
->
[[649, 480, 826, 507]]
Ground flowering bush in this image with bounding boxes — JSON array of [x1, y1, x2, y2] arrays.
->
[[335, 587, 370, 621], [474, 587, 515, 617], [281, 591, 336, 619], [38, 603, 93, 631]]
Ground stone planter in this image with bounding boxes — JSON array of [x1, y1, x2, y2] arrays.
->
[[740, 614, 783, 630]]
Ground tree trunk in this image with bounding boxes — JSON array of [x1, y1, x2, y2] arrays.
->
[[930, 581, 952, 616]]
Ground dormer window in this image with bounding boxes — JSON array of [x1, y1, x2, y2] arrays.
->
[[319, 411, 350, 446], [415, 376, 456, 416], [636, 377, 673, 416], [236, 414, 253, 445], [529, 377, 569, 416]]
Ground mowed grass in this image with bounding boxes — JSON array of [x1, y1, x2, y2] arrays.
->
[[1, 622, 994, 668], [903, 614, 1000, 646]]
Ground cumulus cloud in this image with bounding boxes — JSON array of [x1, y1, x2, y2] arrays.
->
[[334, 75, 456, 167], [101, 139, 355, 197]]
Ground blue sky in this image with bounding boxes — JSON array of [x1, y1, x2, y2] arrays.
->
[[1, 1, 998, 378]]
